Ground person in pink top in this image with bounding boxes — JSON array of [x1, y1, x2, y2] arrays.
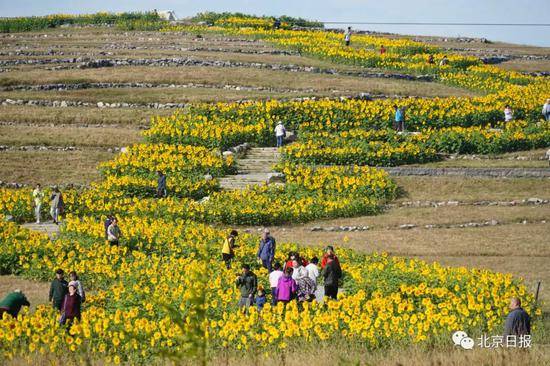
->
[[275, 267, 297, 304]]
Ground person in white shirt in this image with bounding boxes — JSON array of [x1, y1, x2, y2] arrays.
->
[[274, 121, 286, 148], [32, 184, 44, 224], [268, 262, 283, 305], [305, 257, 320, 284], [504, 105, 514, 122], [291, 260, 307, 281], [344, 27, 352, 46]]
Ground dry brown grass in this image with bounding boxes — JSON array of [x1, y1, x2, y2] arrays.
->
[[0, 105, 167, 126], [0, 66, 477, 97], [0, 124, 141, 147], [0, 149, 114, 185], [394, 176, 550, 202], [497, 59, 550, 73]]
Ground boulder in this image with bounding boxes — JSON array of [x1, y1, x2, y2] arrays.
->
[[266, 172, 285, 184]]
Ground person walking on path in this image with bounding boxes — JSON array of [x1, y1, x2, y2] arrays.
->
[[222, 230, 238, 269], [394, 105, 405, 132], [32, 184, 44, 224], [322, 255, 342, 300], [49, 187, 64, 224], [257, 228, 276, 272], [236, 264, 257, 311], [269, 262, 284, 305], [157, 171, 167, 198], [542, 99, 550, 121], [504, 105, 514, 122], [344, 27, 352, 46], [0, 290, 30, 318], [504, 297, 531, 338], [321, 246, 340, 269], [275, 267, 297, 304], [69, 271, 85, 302], [60, 283, 82, 327], [274, 121, 286, 148], [49, 269, 68, 311]]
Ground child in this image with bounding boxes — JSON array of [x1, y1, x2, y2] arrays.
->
[[269, 262, 284, 305], [256, 285, 267, 311]]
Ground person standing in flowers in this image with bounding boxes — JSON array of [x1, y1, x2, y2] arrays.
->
[[439, 55, 449, 66], [69, 271, 85, 302], [255, 285, 267, 311], [305, 257, 320, 284], [257, 228, 276, 272], [275, 267, 297, 304], [394, 105, 405, 132], [49, 187, 64, 224], [60, 282, 82, 328], [107, 218, 122, 246], [320, 245, 340, 269], [236, 264, 257, 311], [49, 269, 68, 311], [344, 27, 352, 46], [104, 213, 115, 242], [269, 262, 284, 305], [380, 45, 386, 55], [222, 230, 238, 269], [0, 289, 30, 318], [542, 99, 550, 121], [274, 121, 286, 148], [32, 183, 44, 224], [504, 105, 514, 122], [322, 255, 342, 300], [295, 266, 316, 302], [157, 170, 167, 198], [504, 297, 530, 338]]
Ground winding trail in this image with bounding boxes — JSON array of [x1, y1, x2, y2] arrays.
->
[[218, 147, 281, 190]]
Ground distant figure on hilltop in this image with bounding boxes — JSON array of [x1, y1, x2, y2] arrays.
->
[[541, 98, 550, 121], [273, 18, 281, 30], [0, 290, 30, 318], [504, 105, 514, 122], [344, 27, 352, 46]]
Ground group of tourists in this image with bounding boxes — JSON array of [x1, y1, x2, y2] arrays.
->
[[0, 269, 85, 329], [32, 184, 64, 225], [226, 229, 343, 311], [50, 269, 85, 327]]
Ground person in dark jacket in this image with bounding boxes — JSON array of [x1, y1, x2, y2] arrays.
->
[[257, 229, 276, 272], [104, 213, 115, 241], [157, 171, 167, 198], [322, 255, 342, 300], [60, 283, 82, 327], [504, 297, 531, 337], [49, 269, 68, 311], [0, 290, 30, 318], [236, 264, 257, 311]]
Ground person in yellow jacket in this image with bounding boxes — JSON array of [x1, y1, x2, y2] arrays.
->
[[222, 230, 239, 269]]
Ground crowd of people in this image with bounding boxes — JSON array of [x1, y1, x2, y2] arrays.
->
[[227, 229, 344, 311]]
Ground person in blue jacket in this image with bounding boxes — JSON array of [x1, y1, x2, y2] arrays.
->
[[257, 228, 276, 272]]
